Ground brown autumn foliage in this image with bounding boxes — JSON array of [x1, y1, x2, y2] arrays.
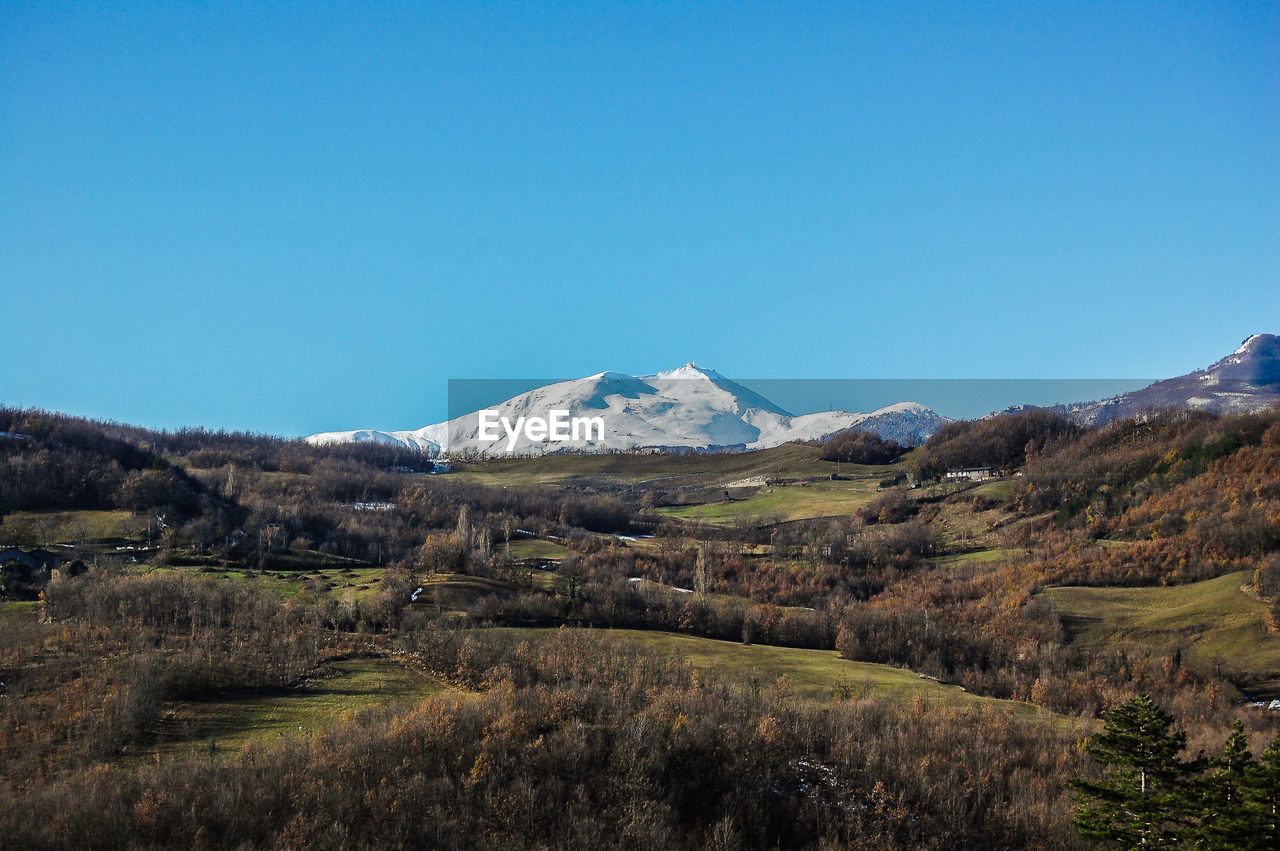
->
[[1, 610, 1087, 849], [2, 405, 1280, 846]]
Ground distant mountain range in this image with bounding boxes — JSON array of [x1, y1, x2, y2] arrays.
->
[[307, 336, 1280, 457], [306, 364, 951, 457]]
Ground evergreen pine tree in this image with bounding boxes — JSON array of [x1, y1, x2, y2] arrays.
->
[[1192, 720, 1262, 848], [1071, 693, 1199, 845], [1247, 732, 1280, 849]]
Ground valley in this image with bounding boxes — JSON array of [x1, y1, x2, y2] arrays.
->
[[3, 336, 1280, 846]]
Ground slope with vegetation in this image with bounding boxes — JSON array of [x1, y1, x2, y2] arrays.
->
[[2, 402, 1280, 846]]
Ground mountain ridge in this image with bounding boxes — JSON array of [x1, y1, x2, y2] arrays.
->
[[1069, 333, 1280, 425], [306, 336, 1280, 456], [307, 364, 950, 457]]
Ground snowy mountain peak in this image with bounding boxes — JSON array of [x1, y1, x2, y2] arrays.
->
[[870, 401, 933, 416], [640, 364, 791, 418], [1230, 333, 1278, 357], [652, 363, 722, 380], [306, 365, 950, 456], [1235, 334, 1265, 356], [1210, 334, 1280, 379]]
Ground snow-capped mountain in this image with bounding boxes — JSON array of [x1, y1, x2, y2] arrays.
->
[[843, 401, 954, 447], [306, 364, 951, 457], [1070, 334, 1280, 425]]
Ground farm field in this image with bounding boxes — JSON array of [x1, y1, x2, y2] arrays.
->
[[505, 537, 571, 560]]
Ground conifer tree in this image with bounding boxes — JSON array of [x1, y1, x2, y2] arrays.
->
[[1248, 732, 1280, 848], [1071, 693, 1198, 845], [1192, 720, 1261, 848]]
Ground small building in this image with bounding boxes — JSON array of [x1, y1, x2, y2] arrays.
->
[[0, 547, 26, 563], [0, 548, 38, 570], [0, 547, 64, 573], [944, 466, 994, 482], [26, 549, 64, 570], [1, 547, 68, 598]]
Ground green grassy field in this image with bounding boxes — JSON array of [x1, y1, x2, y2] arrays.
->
[[0, 599, 42, 635], [1042, 571, 1280, 697], [160, 565, 533, 611], [658, 479, 880, 524], [158, 565, 390, 602], [412, 572, 526, 612], [973, 480, 1012, 500], [0, 599, 38, 618], [146, 627, 1050, 759], [506, 538, 571, 560], [1, 508, 140, 545], [499, 626, 1044, 718], [927, 548, 1016, 567], [151, 657, 450, 755], [445, 443, 895, 486]]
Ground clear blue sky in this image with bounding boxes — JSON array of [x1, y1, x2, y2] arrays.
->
[[3, 1, 1277, 435]]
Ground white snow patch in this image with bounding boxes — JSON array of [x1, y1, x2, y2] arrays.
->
[[346, 501, 395, 512], [724, 476, 768, 488], [1235, 334, 1263, 356]]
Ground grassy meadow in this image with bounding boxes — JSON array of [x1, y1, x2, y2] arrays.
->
[[1043, 571, 1280, 697], [151, 657, 453, 755]]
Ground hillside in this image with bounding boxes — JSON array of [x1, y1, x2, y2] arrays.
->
[[4, 400, 1280, 847], [1072, 333, 1280, 424], [1043, 572, 1280, 697]]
